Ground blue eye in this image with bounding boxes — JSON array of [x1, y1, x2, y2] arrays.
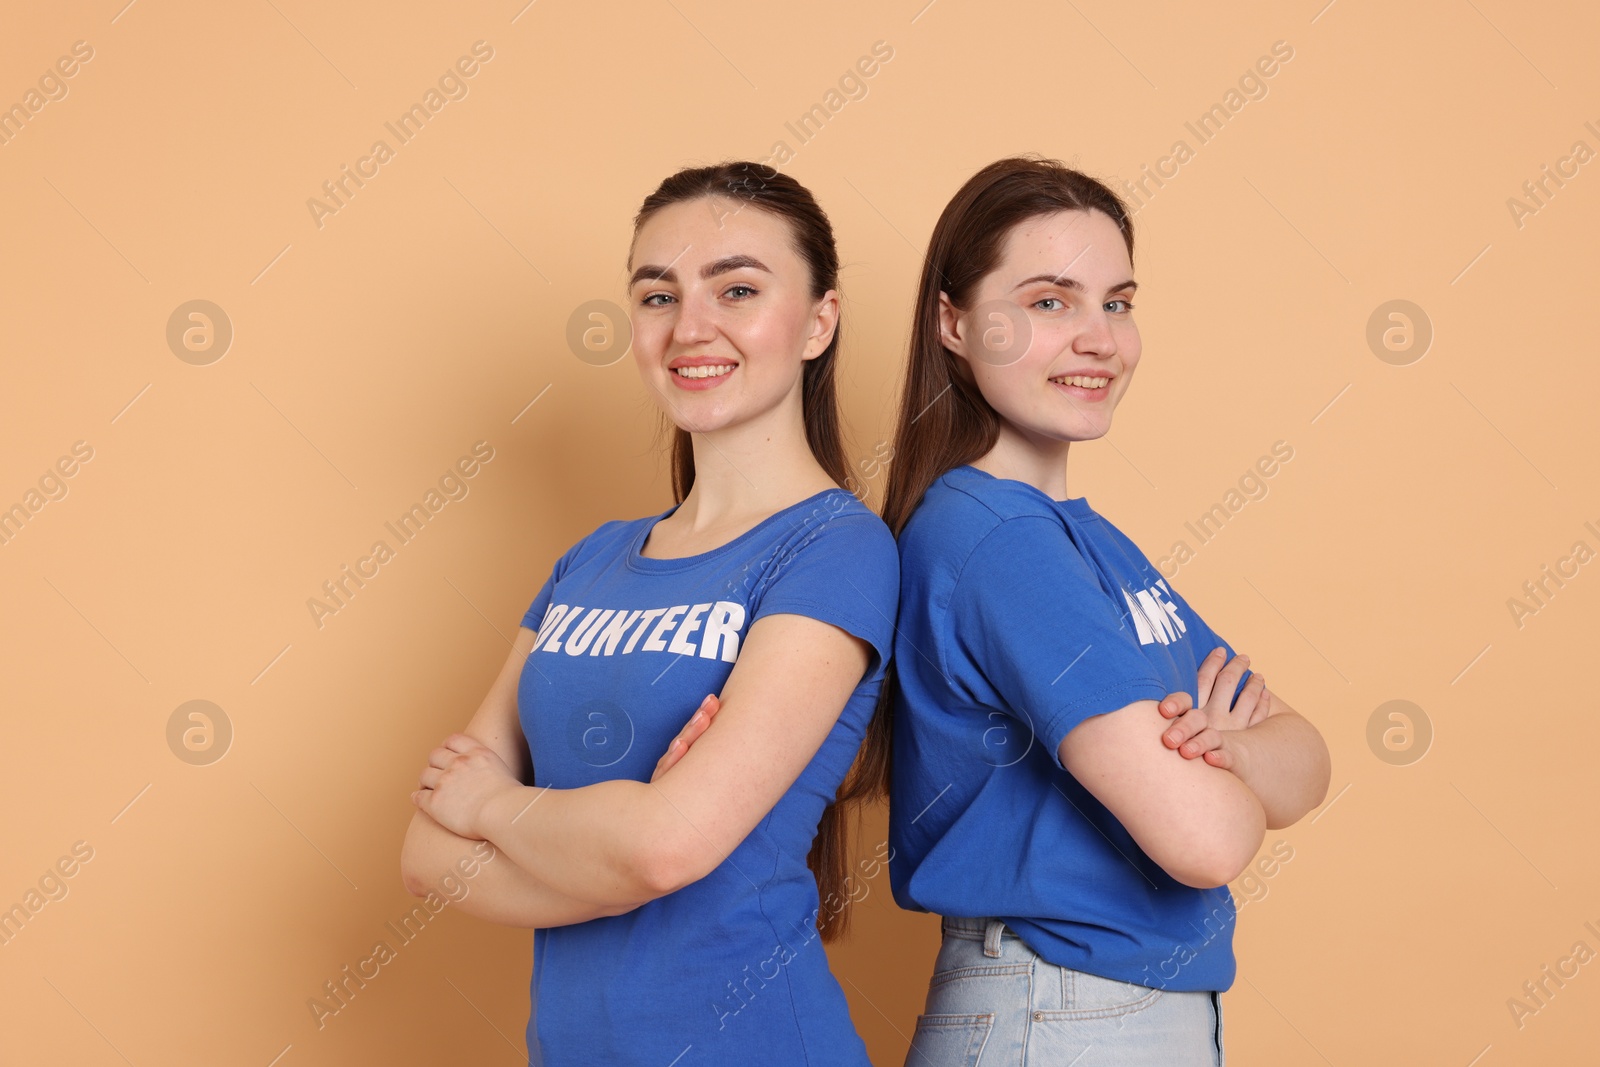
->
[[641, 292, 674, 306], [725, 284, 758, 299], [1033, 297, 1062, 311], [1107, 299, 1135, 312]]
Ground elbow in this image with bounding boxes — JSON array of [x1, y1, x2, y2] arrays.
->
[[1163, 810, 1266, 890], [399, 846, 428, 898], [632, 832, 715, 900], [400, 860, 426, 898]]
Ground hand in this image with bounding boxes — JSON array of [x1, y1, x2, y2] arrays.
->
[[411, 733, 523, 840], [650, 693, 722, 783], [1158, 648, 1269, 763], [1194, 647, 1270, 726]]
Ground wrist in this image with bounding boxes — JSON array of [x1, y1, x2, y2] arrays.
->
[[476, 781, 534, 842], [1221, 729, 1256, 781]]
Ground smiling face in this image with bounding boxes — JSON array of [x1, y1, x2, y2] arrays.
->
[[939, 208, 1140, 446], [627, 196, 838, 436]]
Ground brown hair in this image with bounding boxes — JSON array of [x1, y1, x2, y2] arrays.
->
[[629, 161, 867, 941], [855, 156, 1137, 800]]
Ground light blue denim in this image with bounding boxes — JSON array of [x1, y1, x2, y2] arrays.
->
[[903, 917, 1223, 1066]]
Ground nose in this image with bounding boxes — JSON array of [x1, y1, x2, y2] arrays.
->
[[1072, 305, 1118, 359], [672, 291, 717, 348]]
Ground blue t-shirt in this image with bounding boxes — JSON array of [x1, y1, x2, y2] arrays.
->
[[888, 464, 1254, 992], [516, 487, 898, 1066]]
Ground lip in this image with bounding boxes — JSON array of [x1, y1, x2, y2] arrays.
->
[[667, 356, 738, 369], [1049, 371, 1114, 402], [668, 359, 737, 391]]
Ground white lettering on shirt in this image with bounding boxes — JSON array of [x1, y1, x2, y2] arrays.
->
[[535, 600, 748, 661], [1122, 580, 1188, 646]]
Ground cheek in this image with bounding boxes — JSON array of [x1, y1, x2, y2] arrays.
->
[[727, 304, 810, 373]]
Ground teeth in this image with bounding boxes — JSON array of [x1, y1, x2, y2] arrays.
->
[[1051, 375, 1110, 389], [674, 364, 735, 379]]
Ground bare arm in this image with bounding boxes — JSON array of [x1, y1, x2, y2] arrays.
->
[[472, 612, 872, 903], [1157, 649, 1332, 830], [1213, 688, 1331, 829], [399, 625, 647, 925], [1059, 700, 1267, 889]]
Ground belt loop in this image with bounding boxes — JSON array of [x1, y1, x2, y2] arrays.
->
[[983, 918, 1004, 958]]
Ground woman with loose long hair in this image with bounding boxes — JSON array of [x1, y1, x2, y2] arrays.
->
[[399, 161, 898, 1066], [880, 156, 1331, 1065]]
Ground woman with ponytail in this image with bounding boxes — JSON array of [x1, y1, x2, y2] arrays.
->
[[400, 161, 898, 1066]]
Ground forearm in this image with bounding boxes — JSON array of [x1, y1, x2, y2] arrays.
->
[[1141, 759, 1267, 888], [401, 809, 638, 927], [477, 779, 683, 906], [1229, 711, 1331, 828]]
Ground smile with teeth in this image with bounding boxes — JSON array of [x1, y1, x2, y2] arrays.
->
[[674, 364, 735, 378], [1050, 374, 1110, 389]]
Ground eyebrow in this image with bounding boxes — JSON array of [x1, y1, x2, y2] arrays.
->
[[1011, 274, 1138, 296], [629, 254, 772, 288]]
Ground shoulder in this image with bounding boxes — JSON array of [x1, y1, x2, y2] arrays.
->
[[550, 511, 655, 574], [766, 490, 898, 587], [900, 466, 1066, 574]]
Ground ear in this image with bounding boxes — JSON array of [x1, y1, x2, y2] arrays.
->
[[937, 291, 967, 357], [801, 289, 841, 361]]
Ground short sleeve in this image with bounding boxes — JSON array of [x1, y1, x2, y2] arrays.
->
[[949, 515, 1169, 770], [749, 511, 900, 679], [519, 534, 593, 633]]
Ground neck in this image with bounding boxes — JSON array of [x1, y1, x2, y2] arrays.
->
[[676, 389, 835, 529], [970, 422, 1074, 500]]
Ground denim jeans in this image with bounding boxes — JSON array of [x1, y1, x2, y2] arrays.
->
[[903, 917, 1224, 1067]]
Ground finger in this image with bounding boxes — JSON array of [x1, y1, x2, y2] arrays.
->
[[1178, 727, 1223, 759], [417, 767, 442, 789], [442, 733, 480, 754], [1247, 681, 1272, 726], [1230, 672, 1268, 723], [1205, 653, 1251, 713], [1162, 706, 1210, 749], [650, 698, 712, 783], [1195, 646, 1227, 707], [1157, 691, 1193, 719], [1201, 747, 1235, 771], [669, 695, 715, 751], [649, 738, 682, 783]]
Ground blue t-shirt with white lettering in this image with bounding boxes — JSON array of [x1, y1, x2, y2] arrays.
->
[[888, 464, 1254, 992], [517, 487, 897, 1066]]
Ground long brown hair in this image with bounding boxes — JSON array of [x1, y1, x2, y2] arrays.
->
[[857, 156, 1137, 799], [628, 161, 865, 941]]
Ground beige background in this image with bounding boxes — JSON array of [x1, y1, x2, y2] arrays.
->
[[2, 0, 1596, 1063]]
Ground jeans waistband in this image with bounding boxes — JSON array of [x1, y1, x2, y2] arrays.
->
[[941, 916, 1024, 959], [941, 916, 1023, 939]]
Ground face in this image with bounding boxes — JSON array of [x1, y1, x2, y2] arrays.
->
[[939, 208, 1140, 445], [627, 196, 838, 435]]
